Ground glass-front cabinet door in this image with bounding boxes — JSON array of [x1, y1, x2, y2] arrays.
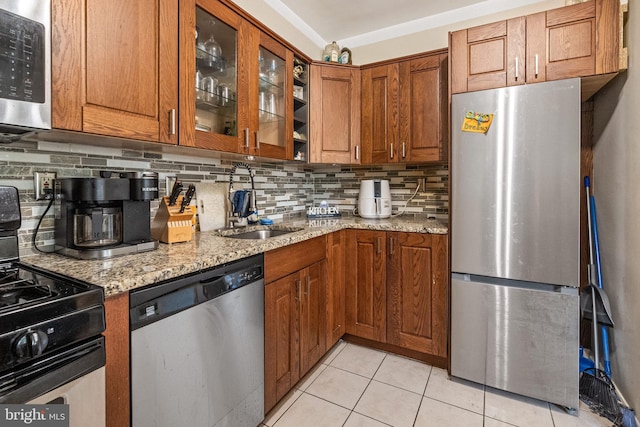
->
[[179, 0, 249, 152], [248, 32, 292, 159], [195, 7, 238, 136]]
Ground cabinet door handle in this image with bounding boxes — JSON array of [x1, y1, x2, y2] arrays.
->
[[306, 275, 310, 296], [535, 54, 539, 78], [355, 145, 360, 161], [255, 131, 260, 149], [244, 128, 250, 148], [390, 143, 394, 159], [169, 109, 176, 135], [402, 142, 406, 159], [389, 236, 394, 256], [377, 236, 382, 254], [515, 57, 519, 81], [296, 279, 301, 301]]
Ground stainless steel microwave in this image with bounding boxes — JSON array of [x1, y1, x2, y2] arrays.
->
[[0, 0, 51, 141]]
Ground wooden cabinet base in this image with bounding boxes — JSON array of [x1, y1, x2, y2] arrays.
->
[[343, 334, 447, 370], [104, 293, 130, 427]]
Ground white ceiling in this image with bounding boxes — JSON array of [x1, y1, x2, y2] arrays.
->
[[264, 0, 555, 48]]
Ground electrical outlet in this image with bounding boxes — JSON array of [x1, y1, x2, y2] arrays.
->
[[418, 178, 426, 193], [34, 171, 56, 200]]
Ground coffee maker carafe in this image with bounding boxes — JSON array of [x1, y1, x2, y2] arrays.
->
[[54, 172, 159, 259], [73, 206, 122, 247]]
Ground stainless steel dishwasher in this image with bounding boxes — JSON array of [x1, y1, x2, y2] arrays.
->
[[130, 254, 264, 427]]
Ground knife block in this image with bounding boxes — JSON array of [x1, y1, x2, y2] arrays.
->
[[151, 196, 196, 244]]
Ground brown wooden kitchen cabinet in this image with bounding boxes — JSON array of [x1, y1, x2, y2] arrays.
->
[[326, 230, 346, 349], [309, 63, 361, 164], [345, 230, 448, 359], [179, 0, 250, 153], [264, 237, 327, 413], [450, 17, 526, 94], [264, 271, 299, 412], [450, 0, 622, 97], [525, 0, 621, 91], [361, 64, 399, 164], [361, 51, 448, 164], [103, 293, 130, 427], [249, 31, 294, 160], [387, 232, 448, 357], [179, 0, 293, 159], [52, 0, 178, 144], [398, 54, 448, 163], [345, 230, 387, 342]]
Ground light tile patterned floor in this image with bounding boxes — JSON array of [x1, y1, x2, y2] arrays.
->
[[262, 341, 612, 427]]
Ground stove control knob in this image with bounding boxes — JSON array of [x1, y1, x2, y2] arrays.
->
[[14, 330, 49, 358]]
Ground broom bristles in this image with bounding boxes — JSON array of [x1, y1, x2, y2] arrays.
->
[[580, 368, 620, 421]]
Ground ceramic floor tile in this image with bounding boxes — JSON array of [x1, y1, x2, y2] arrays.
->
[[414, 396, 484, 427], [329, 343, 386, 378], [373, 354, 431, 395], [354, 380, 422, 427], [484, 387, 554, 427], [263, 389, 303, 427], [295, 361, 328, 391], [550, 402, 612, 427], [484, 417, 519, 427], [272, 393, 350, 427], [319, 339, 347, 365], [306, 365, 370, 409], [424, 367, 484, 414], [343, 412, 392, 427]]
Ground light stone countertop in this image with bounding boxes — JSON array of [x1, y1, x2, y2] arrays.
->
[[21, 216, 447, 297]]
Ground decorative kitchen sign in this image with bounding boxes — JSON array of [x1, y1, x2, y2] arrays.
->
[[462, 111, 494, 133], [307, 201, 340, 218]]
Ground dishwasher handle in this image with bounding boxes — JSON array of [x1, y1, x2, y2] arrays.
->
[[130, 284, 199, 330]]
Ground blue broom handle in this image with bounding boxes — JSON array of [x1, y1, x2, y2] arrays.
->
[[591, 194, 612, 376]]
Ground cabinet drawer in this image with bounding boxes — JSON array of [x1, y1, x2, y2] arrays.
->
[[265, 236, 326, 283]]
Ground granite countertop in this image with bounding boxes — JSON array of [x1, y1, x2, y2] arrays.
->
[[21, 216, 447, 297]]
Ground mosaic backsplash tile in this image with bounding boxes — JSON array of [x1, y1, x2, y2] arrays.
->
[[0, 140, 448, 256]]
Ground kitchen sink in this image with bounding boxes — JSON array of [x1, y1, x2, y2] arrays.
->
[[224, 228, 302, 240]]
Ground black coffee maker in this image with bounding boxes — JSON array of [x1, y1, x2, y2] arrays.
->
[[54, 172, 159, 259]]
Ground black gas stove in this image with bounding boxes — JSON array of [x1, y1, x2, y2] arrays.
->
[[0, 186, 105, 403]]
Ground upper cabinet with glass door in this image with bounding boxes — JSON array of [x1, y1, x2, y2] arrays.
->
[[179, 0, 293, 160], [179, 0, 250, 152], [248, 32, 293, 160]]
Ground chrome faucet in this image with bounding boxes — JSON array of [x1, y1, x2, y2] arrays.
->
[[227, 162, 256, 228]]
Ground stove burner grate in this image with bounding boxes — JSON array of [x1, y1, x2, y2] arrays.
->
[[0, 267, 53, 309]]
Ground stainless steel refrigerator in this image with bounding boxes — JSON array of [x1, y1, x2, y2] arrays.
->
[[450, 79, 580, 410]]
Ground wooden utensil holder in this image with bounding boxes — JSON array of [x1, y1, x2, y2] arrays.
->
[[151, 196, 197, 244]]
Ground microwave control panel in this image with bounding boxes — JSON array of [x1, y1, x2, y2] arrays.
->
[[0, 8, 45, 103]]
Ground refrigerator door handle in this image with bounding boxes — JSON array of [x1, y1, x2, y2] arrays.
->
[[451, 273, 578, 295]]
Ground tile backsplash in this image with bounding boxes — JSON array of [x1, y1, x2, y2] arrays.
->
[[0, 140, 448, 256]]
